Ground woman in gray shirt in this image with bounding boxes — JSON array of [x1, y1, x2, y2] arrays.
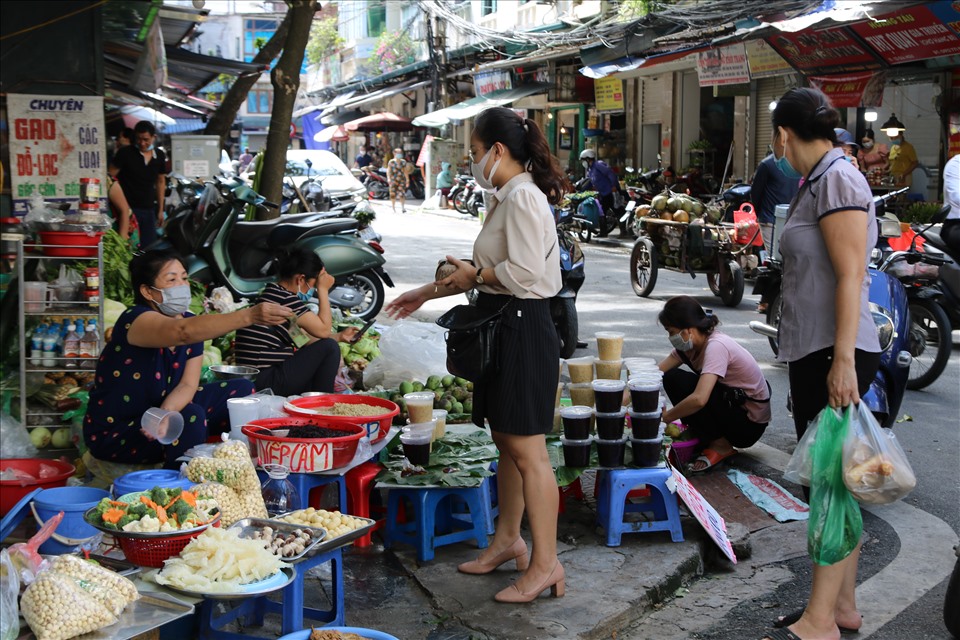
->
[[764, 88, 881, 640]]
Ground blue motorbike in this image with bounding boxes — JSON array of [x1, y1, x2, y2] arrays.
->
[[553, 209, 586, 358]]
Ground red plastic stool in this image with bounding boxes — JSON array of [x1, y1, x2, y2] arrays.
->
[[557, 477, 585, 514], [344, 461, 384, 548]]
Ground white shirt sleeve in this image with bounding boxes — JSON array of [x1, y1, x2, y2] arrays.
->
[[493, 187, 550, 297], [944, 155, 960, 221]]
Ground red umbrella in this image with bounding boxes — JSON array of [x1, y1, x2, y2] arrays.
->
[[343, 112, 415, 132], [314, 125, 350, 143]]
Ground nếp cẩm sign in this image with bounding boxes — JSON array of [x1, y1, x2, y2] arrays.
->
[[7, 94, 107, 215]]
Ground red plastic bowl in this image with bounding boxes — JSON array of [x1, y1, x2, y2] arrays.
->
[[38, 231, 104, 257], [283, 394, 399, 442], [242, 417, 365, 473], [0, 458, 75, 516]]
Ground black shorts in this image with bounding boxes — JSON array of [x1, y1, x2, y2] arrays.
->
[[471, 293, 559, 435]]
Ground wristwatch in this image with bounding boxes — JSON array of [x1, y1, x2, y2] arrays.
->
[[475, 267, 485, 285]]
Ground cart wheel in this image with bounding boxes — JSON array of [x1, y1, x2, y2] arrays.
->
[[766, 293, 782, 357], [718, 259, 744, 307], [630, 238, 658, 297], [706, 273, 721, 295]]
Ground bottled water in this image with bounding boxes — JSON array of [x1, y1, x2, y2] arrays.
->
[[63, 323, 81, 368], [260, 464, 301, 516]]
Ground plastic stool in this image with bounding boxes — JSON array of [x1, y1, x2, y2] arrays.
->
[[450, 474, 497, 535], [256, 470, 346, 513], [557, 477, 584, 514], [595, 466, 684, 546], [344, 461, 383, 547], [199, 546, 343, 638], [384, 486, 489, 562]]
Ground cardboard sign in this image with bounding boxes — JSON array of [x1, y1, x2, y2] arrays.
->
[[851, 4, 960, 66], [7, 94, 107, 215], [670, 464, 737, 563], [697, 43, 751, 87]]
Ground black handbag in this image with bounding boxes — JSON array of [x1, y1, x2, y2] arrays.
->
[[435, 301, 510, 382]]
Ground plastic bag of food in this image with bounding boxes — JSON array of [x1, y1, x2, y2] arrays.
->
[[0, 549, 19, 640], [807, 406, 863, 566], [363, 320, 448, 389], [21, 571, 118, 640], [842, 403, 916, 505], [783, 416, 819, 487], [50, 555, 139, 608], [0, 411, 38, 458]]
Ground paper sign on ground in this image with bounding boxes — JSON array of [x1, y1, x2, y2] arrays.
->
[[670, 464, 737, 563]]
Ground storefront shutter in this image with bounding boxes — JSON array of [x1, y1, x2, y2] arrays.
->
[[753, 76, 782, 171], [640, 76, 664, 124]]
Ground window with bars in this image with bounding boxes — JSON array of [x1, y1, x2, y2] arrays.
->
[[482, 0, 497, 16]]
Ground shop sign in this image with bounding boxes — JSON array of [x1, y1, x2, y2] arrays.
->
[[670, 465, 737, 563], [766, 27, 882, 75], [7, 94, 107, 215], [850, 4, 960, 66], [594, 77, 624, 114], [744, 40, 792, 79], [697, 43, 750, 87], [809, 71, 886, 108], [474, 70, 513, 97]]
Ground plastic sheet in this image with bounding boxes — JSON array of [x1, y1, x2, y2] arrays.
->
[[363, 320, 448, 389], [0, 411, 38, 458]]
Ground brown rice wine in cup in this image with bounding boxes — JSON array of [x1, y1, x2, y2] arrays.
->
[[568, 382, 595, 408], [565, 356, 595, 384], [595, 358, 623, 380], [595, 332, 625, 361], [404, 392, 435, 424]]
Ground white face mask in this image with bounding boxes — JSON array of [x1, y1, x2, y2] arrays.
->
[[582, 160, 590, 169], [471, 146, 502, 190], [668, 330, 693, 352], [150, 284, 191, 316], [862, 141, 873, 150]]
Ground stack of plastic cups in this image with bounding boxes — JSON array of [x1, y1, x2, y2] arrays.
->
[[400, 423, 434, 466], [627, 369, 664, 467], [559, 405, 592, 467], [624, 357, 658, 378]]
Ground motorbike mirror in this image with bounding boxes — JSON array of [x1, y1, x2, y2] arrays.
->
[[305, 159, 313, 168], [932, 204, 951, 225]]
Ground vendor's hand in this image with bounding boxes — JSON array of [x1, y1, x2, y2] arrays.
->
[[248, 302, 292, 326], [436, 255, 476, 291], [318, 269, 336, 292], [385, 289, 426, 319], [337, 326, 360, 343], [826, 358, 859, 409], [140, 428, 156, 442]]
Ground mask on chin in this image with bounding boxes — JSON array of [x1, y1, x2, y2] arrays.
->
[[773, 131, 803, 180]]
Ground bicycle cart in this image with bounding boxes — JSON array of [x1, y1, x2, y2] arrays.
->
[[629, 217, 751, 307]]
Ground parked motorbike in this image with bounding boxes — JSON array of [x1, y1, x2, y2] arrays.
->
[[875, 204, 955, 389], [406, 164, 426, 200], [449, 174, 472, 214], [749, 195, 912, 428], [552, 209, 587, 358], [363, 166, 391, 200], [167, 176, 393, 320]]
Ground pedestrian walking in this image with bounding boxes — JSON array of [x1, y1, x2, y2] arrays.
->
[[762, 87, 880, 640], [386, 148, 409, 213], [386, 107, 570, 603], [109, 120, 167, 247]]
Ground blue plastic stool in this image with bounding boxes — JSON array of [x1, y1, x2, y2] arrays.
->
[[450, 467, 498, 535], [384, 486, 490, 562], [199, 546, 344, 638], [595, 466, 684, 547], [256, 470, 346, 513]]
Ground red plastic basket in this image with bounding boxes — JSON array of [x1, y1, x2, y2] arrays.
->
[[242, 417, 365, 473], [0, 458, 75, 516], [116, 518, 221, 568], [668, 437, 700, 467], [283, 394, 399, 442], [38, 231, 104, 257]]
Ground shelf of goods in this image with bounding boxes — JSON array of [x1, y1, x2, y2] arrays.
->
[[16, 241, 104, 459]]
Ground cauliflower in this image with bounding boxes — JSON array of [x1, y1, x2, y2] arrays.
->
[[123, 515, 160, 533]]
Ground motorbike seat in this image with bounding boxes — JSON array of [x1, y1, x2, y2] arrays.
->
[[267, 218, 359, 247], [922, 226, 960, 264], [232, 218, 281, 245]]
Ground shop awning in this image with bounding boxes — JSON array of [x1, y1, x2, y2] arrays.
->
[[163, 119, 208, 135], [412, 82, 552, 128], [580, 46, 708, 79], [338, 80, 430, 111]]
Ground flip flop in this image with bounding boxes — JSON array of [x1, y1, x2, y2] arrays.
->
[[762, 630, 802, 640], [774, 609, 860, 635], [688, 448, 737, 473]]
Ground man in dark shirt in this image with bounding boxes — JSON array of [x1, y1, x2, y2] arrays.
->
[[355, 145, 373, 169], [109, 120, 167, 247], [750, 151, 800, 253]]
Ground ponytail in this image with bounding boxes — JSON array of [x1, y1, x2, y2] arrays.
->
[[474, 107, 571, 205]]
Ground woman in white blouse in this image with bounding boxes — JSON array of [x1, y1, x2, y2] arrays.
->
[[386, 107, 570, 604]]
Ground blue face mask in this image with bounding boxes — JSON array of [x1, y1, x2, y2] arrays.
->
[[297, 281, 316, 302], [774, 133, 803, 180]]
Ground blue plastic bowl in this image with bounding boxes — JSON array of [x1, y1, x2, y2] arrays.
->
[[278, 628, 399, 640], [112, 469, 194, 498]]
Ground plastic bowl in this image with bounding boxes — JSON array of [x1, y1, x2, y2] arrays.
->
[[242, 417, 365, 473], [0, 458, 75, 516], [278, 628, 400, 640], [210, 364, 260, 381], [37, 231, 104, 257], [283, 394, 399, 442]]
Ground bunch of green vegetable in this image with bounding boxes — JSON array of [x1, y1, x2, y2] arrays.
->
[[377, 429, 497, 487], [337, 324, 381, 371], [91, 486, 217, 531], [102, 230, 135, 307]]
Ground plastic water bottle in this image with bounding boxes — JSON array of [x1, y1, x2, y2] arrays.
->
[[80, 320, 100, 368], [30, 326, 45, 366], [42, 328, 57, 367], [63, 323, 81, 368], [260, 464, 301, 516]]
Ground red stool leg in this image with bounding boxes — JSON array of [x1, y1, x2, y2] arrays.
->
[[345, 462, 383, 548]]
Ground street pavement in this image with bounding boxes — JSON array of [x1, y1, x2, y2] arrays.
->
[[282, 200, 958, 640]]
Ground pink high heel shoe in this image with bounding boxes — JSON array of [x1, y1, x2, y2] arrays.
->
[[457, 538, 529, 575], [494, 562, 565, 603]]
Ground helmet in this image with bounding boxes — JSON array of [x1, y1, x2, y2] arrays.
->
[[579, 149, 597, 160], [834, 128, 859, 150]]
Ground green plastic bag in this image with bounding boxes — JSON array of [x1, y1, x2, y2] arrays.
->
[[807, 406, 863, 566]]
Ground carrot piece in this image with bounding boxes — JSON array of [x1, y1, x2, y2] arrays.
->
[[155, 505, 167, 525], [164, 495, 179, 510], [108, 500, 128, 507], [102, 508, 125, 524], [179, 490, 197, 508]]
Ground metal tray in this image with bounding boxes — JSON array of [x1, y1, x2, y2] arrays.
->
[[83, 554, 142, 579], [157, 566, 296, 601], [275, 511, 377, 555], [17, 591, 194, 640], [228, 517, 326, 563]]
